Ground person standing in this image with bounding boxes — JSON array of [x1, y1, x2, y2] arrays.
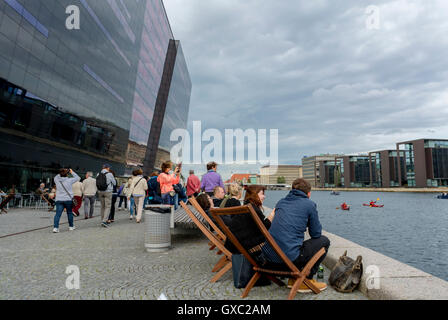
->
[[108, 170, 118, 223], [157, 162, 180, 205], [128, 169, 148, 223], [82, 172, 97, 219], [186, 170, 201, 198], [117, 182, 127, 210], [53, 169, 80, 233], [72, 180, 83, 217], [96, 164, 116, 228], [201, 162, 225, 196]]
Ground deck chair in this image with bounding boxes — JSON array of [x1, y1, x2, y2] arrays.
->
[[188, 197, 226, 254], [180, 201, 233, 282], [210, 204, 326, 300], [188, 197, 227, 268]]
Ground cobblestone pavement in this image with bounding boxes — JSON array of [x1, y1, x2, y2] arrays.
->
[[0, 208, 367, 300]]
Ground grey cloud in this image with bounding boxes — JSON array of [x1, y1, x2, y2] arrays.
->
[[164, 0, 448, 178]]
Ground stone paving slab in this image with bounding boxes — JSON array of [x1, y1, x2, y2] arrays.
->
[[0, 208, 367, 300]]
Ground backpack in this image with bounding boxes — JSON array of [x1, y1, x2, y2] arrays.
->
[[96, 172, 108, 191]]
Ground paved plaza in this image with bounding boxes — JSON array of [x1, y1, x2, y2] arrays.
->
[[0, 207, 367, 300]]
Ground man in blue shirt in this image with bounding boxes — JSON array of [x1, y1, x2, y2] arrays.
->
[[262, 178, 330, 293]]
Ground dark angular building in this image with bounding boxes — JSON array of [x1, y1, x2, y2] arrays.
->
[[396, 139, 448, 187], [368, 150, 406, 187], [0, 0, 191, 192]]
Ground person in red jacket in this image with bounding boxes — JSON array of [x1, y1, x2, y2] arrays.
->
[[186, 170, 201, 198]]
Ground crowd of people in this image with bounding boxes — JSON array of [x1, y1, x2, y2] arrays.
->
[[22, 161, 223, 233]]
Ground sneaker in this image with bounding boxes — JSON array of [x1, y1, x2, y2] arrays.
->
[[69, 226, 76, 231], [52, 228, 59, 233], [130, 215, 134, 220], [287, 278, 327, 293], [101, 222, 109, 228]]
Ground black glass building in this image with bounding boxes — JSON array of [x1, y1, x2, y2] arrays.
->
[[0, 0, 191, 192]]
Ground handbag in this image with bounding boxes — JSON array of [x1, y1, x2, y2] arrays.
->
[[231, 254, 271, 288]]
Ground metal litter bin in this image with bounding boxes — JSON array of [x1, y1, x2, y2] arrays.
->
[[144, 205, 173, 252]]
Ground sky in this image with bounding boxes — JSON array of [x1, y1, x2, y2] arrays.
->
[[163, 0, 448, 180]]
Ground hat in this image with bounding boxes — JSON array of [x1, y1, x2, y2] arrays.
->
[[103, 163, 111, 169]]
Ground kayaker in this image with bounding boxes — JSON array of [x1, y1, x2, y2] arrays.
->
[[369, 200, 376, 207], [341, 202, 348, 210]]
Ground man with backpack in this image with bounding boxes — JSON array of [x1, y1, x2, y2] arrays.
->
[[96, 164, 116, 228]]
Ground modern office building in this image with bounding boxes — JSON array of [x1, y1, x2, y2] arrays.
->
[[329, 155, 371, 188], [302, 154, 340, 188], [0, 0, 191, 192], [368, 150, 406, 187], [396, 139, 448, 187], [260, 165, 302, 185]]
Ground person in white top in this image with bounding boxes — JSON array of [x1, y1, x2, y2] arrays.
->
[[72, 180, 83, 217], [128, 168, 148, 223], [82, 172, 97, 219]]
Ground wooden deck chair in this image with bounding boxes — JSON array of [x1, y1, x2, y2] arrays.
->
[[210, 204, 326, 300], [188, 197, 228, 269], [180, 201, 233, 283]]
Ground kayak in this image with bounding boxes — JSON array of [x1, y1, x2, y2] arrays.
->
[[363, 204, 384, 208], [437, 194, 448, 199], [330, 191, 340, 195], [341, 206, 350, 211]]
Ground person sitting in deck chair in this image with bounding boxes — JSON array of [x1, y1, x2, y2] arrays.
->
[[261, 178, 330, 293]]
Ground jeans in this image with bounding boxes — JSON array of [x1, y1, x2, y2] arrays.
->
[[54, 200, 74, 228], [108, 194, 118, 221], [293, 236, 331, 279], [161, 193, 174, 205], [129, 197, 135, 217], [118, 196, 127, 209]]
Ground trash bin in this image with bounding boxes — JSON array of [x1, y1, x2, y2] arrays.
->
[[144, 205, 172, 253]]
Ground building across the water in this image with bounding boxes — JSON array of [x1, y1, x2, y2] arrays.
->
[[368, 150, 407, 188], [302, 154, 341, 188], [260, 165, 302, 185], [0, 0, 191, 192], [396, 139, 448, 187]]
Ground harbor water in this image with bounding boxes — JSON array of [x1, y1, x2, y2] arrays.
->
[[264, 190, 448, 281]]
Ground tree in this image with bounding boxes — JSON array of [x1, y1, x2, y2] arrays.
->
[[277, 176, 286, 184]]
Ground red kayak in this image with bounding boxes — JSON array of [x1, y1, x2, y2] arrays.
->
[[363, 204, 384, 208]]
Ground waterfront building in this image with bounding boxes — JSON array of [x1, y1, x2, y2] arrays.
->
[[260, 165, 302, 185], [368, 150, 406, 187], [227, 173, 259, 185], [302, 154, 340, 188], [0, 0, 191, 192], [396, 139, 448, 187], [335, 155, 371, 188]]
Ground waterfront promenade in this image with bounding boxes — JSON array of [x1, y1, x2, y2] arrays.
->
[[0, 207, 366, 300]]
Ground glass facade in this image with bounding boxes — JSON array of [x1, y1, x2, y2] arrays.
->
[[0, 0, 191, 192], [404, 143, 416, 187]]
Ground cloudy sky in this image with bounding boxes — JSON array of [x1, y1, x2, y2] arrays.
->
[[163, 0, 448, 180]]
